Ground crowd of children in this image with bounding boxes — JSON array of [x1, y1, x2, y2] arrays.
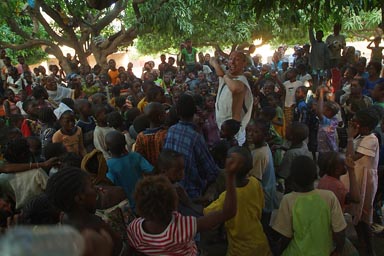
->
[[0, 31, 383, 256]]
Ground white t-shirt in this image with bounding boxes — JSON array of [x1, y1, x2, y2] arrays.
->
[[283, 80, 303, 107], [215, 75, 253, 145]]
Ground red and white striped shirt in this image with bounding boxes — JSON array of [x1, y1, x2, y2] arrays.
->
[[127, 211, 197, 256]]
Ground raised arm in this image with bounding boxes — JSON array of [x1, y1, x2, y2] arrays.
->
[[316, 87, 325, 120], [209, 57, 225, 77], [214, 44, 230, 60], [197, 152, 240, 232], [223, 74, 246, 94]]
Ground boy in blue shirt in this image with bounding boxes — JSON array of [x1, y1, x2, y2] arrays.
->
[[105, 130, 153, 209]]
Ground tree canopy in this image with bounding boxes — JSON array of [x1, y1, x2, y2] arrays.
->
[[0, 0, 382, 71]]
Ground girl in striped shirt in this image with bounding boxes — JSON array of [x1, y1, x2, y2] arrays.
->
[[127, 146, 246, 255]]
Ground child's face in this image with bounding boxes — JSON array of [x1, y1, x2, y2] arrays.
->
[[81, 103, 93, 117], [295, 88, 305, 100], [27, 139, 41, 154], [220, 124, 231, 139], [263, 84, 274, 95], [334, 156, 347, 177], [323, 106, 334, 119], [60, 112, 75, 132], [165, 157, 185, 183], [95, 109, 107, 124], [246, 124, 264, 145], [205, 97, 215, 111]]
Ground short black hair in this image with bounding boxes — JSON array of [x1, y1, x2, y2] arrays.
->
[[227, 146, 253, 177], [289, 122, 309, 142], [45, 167, 89, 212], [105, 130, 126, 155], [32, 85, 48, 100], [107, 111, 124, 129], [222, 119, 241, 136], [44, 142, 67, 160], [4, 138, 31, 163], [290, 156, 317, 188], [177, 94, 196, 118], [355, 106, 381, 131]]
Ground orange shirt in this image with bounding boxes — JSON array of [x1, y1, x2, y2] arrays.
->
[[52, 127, 86, 157], [108, 69, 120, 85]]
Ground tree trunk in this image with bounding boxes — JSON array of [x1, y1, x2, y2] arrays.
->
[[45, 44, 72, 75]]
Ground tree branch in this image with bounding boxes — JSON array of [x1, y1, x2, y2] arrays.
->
[[0, 39, 52, 50], [94, 0, 128, 34]]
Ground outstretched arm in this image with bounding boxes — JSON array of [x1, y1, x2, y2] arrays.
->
[[198, 152, 240, 232], [209, 57, 225, 77]]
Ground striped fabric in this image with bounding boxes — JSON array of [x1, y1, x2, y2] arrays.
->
[[127, 211, 197, 255]]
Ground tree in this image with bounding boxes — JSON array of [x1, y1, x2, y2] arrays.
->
[[0, 0, 176, 73], [0, 0, 382, 73]]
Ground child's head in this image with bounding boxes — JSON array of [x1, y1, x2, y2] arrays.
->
[[323, 101, 339, 118], [372, 82, 384, 102], [106, 111, 124, 130], [144, 102, 166, 126], [227, 146, 253, 179], [38, 107, 57, 124], [90, 93, 107, 105], [246, 119, 268, 146], [59, 152, 82, 170], [61, 98, 75, 111], [157, 149, 185, 183], [4, 89, 15, 101], [286, 122, 309, 143], [220, 119, 241, 139], [146, 86, 165, 104], [93, 104, 109, 126], [124, 107, 141, 127], [134, 175, 177, 224], [59, 110, 76, 133], [204, 94, 215, 111], [353, 106, 381, 134], [46, 167, 96, 214], [21, 193, 61, 225], [290, 156, 317, 191], [129, 115, 150, 140], [105, 130, 127, 156], [75, 99, 93, 118], [374, 36, 381, 46], [44, 142, 67, 161], [286, 69, 297, 81], [315, 30, 324, 41], [260, 106, 276, 122], [318, 152, 346, 178], [295, 86, 308, 101], [263, 79, 275, 96], [22, 99, 38, 118], [4, 138, 31, 163], [26, 136, 42, 156], [176, 94, 196, 120], [32, 85, 49, 100]]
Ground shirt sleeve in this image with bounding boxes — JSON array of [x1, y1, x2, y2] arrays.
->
[[330, 192, 347, 232], [272, 196, 293, 238], [203, 191, 226, 215], [138, 154, 153, 174], [249, 151, 267, 180], [356, 135, 378, 157]]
